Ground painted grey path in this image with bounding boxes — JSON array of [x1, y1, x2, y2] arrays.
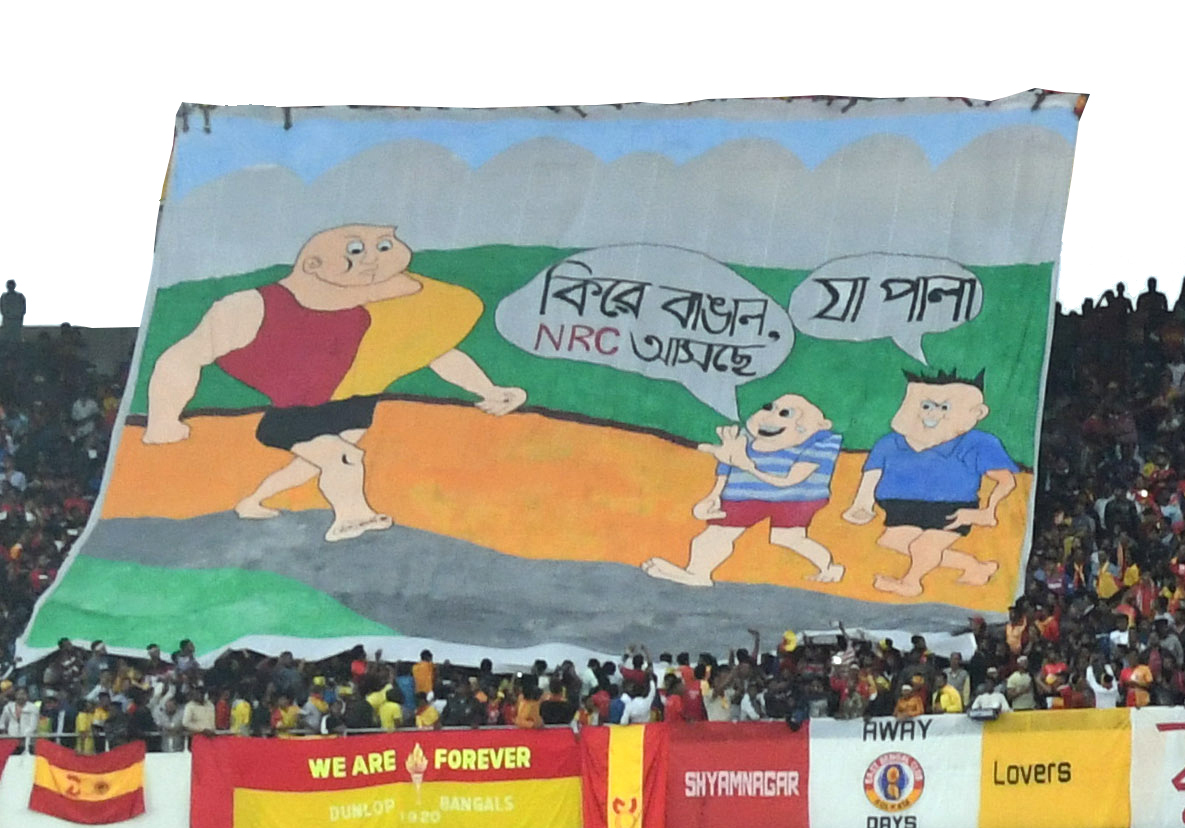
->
[[82, 514, 997, 652]]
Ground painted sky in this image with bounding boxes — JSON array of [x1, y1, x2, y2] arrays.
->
[[169, 105, 1081, 201]]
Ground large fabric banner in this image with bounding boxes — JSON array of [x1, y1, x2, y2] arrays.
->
[[1129, 708, 1185, 828], [810, 714, 983, 828], [190, 729, 582, 828], [582, 724, 668, 828], [19, 91, 1084, 663], [979, 708, 1131, 828], [28, 740, 146, 825], [0, 739, 17, 785], [666, 721, 809, 827]]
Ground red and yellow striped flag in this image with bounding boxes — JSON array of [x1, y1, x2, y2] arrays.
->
[[29, 740, 146, 824], [582, 724, 668, 828]]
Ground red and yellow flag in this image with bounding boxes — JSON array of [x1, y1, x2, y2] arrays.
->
[[29, 740, 146, 824], [582, 724, 668, 828]]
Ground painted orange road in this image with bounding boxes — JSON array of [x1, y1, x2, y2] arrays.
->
[[105, 400, 1028, 612]]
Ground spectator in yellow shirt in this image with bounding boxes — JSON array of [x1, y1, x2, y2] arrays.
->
[[272, 695, 303, 735], [932, 673, 964, 713], [415, 693, 440, 730], [230, 695, 253, 736], [413, 651, 437, 697], [893, 686, 925, 719], [515, 686, 544, 729], [75, 701, 96, 755], [378, 689, 404, 731]]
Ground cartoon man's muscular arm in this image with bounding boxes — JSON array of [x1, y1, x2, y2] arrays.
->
[[428, 349, 526, 416], [143, 291, 264, 444], [944, 468, 1016, 530]]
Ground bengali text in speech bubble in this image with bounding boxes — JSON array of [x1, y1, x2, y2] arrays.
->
[[787, 252, 982, 364], [494, 244, 793, 419]]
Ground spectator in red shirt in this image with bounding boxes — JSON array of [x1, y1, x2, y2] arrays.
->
[[662, 674, 686, 723]]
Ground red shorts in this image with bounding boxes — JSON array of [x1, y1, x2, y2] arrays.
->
[[709, 499, 828, 529]]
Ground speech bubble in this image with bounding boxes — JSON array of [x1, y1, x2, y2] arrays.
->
[[787, 253, 982, 364], [495, 244, 793, 419]]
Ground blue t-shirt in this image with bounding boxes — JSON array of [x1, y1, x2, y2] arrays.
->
[[864, 429, 1018, 502], [718, 429, 842, 503], [395, 675, 416, 706]]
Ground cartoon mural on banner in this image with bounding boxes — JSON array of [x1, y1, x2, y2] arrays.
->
[[18, 91, 1085, 664]]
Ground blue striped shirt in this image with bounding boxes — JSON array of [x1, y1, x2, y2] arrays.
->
[[718, 430, 842, 503]]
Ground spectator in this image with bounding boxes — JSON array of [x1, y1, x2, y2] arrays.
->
[[0, 687, 39, 739], [538, 678, 574, 726], [932, 673, 964, 713], [622, 677, 657, 725], [413, 650, 436, 697], [154, 696, 186, 752], [415, 692, 441, 729], [182, 687, 216, 735], [1006, 656, 1037, 711], [945, 651, 972, 707], [321, 699, 348, 735], [377, 688, 403, 732], [970, 675, 1011, 714], [0, 280, 24, 343], [513, 686, 542, 729], [893, 685, 924, 719], [271, 694, 302, 735]]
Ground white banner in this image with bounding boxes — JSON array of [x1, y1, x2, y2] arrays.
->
[[808, 715, 982, 828], [1130, 707, 1185, 828]]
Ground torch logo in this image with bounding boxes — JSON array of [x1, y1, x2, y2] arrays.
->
[[405, 742, 429, 803]]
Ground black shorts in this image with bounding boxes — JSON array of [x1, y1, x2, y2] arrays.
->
[[255, 396, 379, 450], [878, 499, 980, 536]]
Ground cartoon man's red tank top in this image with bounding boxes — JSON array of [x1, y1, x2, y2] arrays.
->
[[215, 283, 370, 408]]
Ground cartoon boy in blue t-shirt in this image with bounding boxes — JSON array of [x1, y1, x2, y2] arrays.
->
[[643, 393, 844, 587], [842, 370, 1018, 597]]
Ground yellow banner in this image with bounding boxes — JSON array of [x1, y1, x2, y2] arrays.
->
[[233, 777, 580, 828], [978, 708, 1130, 828], [33, 756, 143, 802]]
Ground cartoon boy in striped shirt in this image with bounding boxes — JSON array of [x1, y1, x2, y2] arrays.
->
[[642, 394, 844, 586]]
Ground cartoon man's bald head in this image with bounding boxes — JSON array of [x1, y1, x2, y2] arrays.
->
[[295, 225, 412, 288], [746, 394, 832, 451]]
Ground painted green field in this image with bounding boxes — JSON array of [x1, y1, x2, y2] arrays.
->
[[128, 245, 1051, 464]]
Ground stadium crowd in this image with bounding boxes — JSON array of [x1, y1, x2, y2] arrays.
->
[[1, 276, 1184, 750]]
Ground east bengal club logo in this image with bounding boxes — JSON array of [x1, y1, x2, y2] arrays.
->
[[864, 752, 925, 812]]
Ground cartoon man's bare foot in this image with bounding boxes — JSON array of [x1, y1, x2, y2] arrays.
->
[[235, 499, 281, 520], [806, 563, 845, 583], [955, 560, 999, 586], [640, 558, 714, 587], [873, 574, 923, 597], [325, 514, 393, 542]]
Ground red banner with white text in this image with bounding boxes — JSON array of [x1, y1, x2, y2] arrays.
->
[[190, 729, 582, 828], [666, 721, 810, 828]]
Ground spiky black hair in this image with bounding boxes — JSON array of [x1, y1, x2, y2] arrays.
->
[[902, 368, 985, 391]]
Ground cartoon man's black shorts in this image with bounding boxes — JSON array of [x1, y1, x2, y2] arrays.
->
[[255, 395, 380, 450], [878, 499, 980, 536]]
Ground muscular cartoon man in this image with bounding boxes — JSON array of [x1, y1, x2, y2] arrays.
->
[[143, 224, 526, 541], [842, 370, 1017, 597], [641, 394, 844, 586]]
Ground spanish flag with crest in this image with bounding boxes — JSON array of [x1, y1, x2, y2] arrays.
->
[[29, 739, 146, 824], [581, 724, 667, 828]]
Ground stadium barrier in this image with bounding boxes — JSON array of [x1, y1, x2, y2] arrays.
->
[[0, 709, 1181, 827]]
